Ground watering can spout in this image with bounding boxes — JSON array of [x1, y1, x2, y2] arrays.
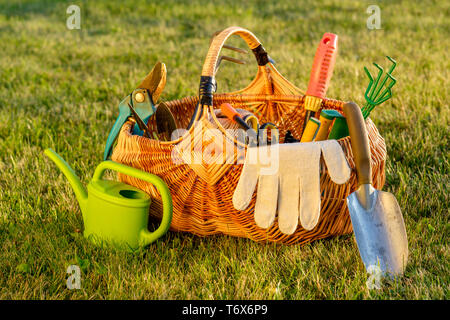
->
[[44, 148, 89, 218]]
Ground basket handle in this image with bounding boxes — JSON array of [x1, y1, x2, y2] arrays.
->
[[201, 26, 268, 77], [187, 27, 271, 129]]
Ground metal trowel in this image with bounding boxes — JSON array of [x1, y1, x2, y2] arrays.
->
[[103, 62, 167, 160], [344, 102, 408, 277]]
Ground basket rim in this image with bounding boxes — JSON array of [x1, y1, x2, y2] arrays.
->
[[122, 93, 355, 152]]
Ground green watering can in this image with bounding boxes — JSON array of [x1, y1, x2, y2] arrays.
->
[[44, 148, 173, 251]]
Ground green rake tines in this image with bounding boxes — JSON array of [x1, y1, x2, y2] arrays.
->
[[361, 56, 397, 119]]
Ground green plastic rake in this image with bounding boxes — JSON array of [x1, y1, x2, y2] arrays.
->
[[361, 56, 397, 118]]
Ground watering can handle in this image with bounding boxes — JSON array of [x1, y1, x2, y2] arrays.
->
[[92, 161, 173, 246]]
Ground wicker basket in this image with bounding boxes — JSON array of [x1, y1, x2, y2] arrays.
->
[[111, 26, 386, 245]]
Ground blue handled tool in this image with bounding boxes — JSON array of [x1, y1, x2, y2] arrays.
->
[[103, 62, 166, 160]]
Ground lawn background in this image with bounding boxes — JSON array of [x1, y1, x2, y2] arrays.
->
[[0, 0, 448, 299]]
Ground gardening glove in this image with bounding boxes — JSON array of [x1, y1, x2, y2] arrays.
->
[[232, 140, 351, 234]]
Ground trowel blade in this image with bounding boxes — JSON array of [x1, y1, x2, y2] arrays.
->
[[347, 188, 408, 277]]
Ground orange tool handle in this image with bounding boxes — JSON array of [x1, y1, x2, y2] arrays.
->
[[221, 103, 240, 120], [220, 103, 251, 130], [305, 33, 338, 99]]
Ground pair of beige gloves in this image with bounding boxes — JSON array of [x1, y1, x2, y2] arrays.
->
[[232, 140, 351, 234]]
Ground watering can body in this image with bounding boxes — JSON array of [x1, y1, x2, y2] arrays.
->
[[44, 148, 173, 251], [84, 180, 152, 250]]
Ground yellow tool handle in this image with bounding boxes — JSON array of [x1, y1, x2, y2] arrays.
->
[[300, 117, 321, 142], [314, 114, 334, 141]]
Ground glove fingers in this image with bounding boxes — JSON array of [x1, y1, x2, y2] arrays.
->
[[320, 140, 351, 184], [232, 158, 259, 210], [299, 169, 321, 231], [254, 174, 279, 229], [277, 174, 300, 235]]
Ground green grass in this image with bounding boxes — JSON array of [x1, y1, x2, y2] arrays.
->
[[0, 0, 448, 299]]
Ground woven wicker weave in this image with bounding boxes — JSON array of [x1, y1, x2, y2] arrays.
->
[[111, 27, 386, 245]]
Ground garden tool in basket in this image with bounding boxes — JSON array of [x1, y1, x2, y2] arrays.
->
[[103, 61, 167, 160], [155, 101, 178, 141], [314, 109, 342, 141], [301, 33, 338, 141], [259, 122, 279, 145], [300, 117, 321, 142], [344, 102, 408, 277], [220, 103, 258, 146], [44, 148, 173, 251], [220, 103, 278, 145], [127, 102, 151, 138], [326, 110, 349, 140]]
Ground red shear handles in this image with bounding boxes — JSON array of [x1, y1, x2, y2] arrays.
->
[[306, 33, 338, 99]]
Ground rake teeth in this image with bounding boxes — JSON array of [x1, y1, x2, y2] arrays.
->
[[386, 56, 397, 74], [215, 55, 246, 72], [362, 56, 398, 118], [366, 63, 384, 99], [366, 60, 397, 103], [223, 44, 248, 54], [364, 66, 374, 97], [372, 66, 397, 103], [376, 73, 396, 104], [211, 29, 248, 73], [373, 62, 384, 84], [386, 55, 396, 63], [387, 72, 397, 87]]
